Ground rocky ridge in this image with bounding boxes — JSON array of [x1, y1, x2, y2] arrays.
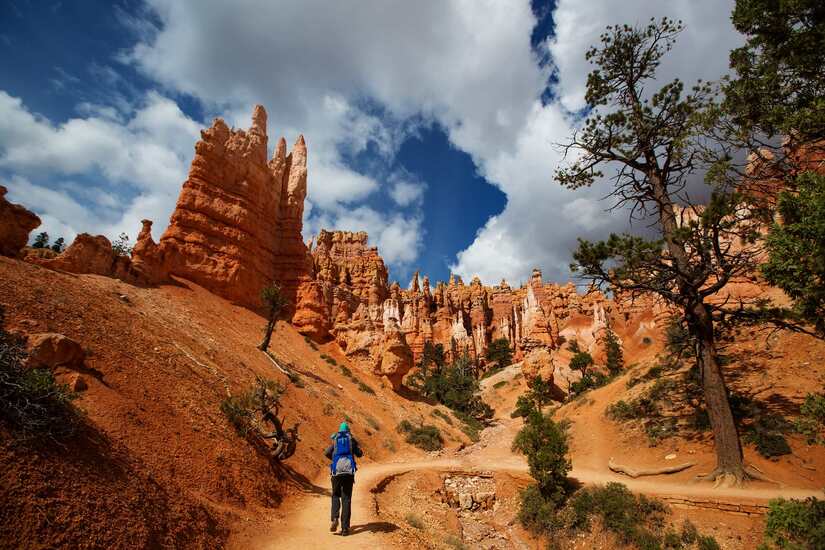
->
[[0, 104, 669, 393]]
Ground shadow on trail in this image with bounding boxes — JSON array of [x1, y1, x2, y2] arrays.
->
[[275, 461, 331, 497], [347, 522, 399, 535]]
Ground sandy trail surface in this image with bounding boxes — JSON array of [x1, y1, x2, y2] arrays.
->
[[263, 409, 820, 549]]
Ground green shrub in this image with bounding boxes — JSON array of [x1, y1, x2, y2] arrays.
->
[[566, 483, 667, 548], [340, 365, 352, 377], [512, 411, 570, 505], [430, 408, 454, 425], [286, 370, 304, 387], [493, 380, 508, 389], [569, 351, 594, 374], [485, 338, 513, 373], [794, 392, 825, 444], [0, 312, 81, 441], [680, 520, 698, 544], [761, 497, 825, 549], [397, 420, 413, 433], [220, 377, 284, 437], [698, 535, 721, 550], [663, 530, 681, 548], [513, 374, 556, 417], [403, 424, 443, 451], [357, 381, 376, 395], [645, 417, 678, 446], [364, 415, 380, 431], [220, 394, 255, 436], [32, 231, 49, 249], [569, 371, 609, 396], [326, 356, 338, 366], [606, 399, 652, 421], [416, 354, 492, 420], [405, 513, 424, 529], [745, 429, 791, 458], [455, 410, 483, 442], [518, 483, 562, 533], [444, 535, 468, 550]]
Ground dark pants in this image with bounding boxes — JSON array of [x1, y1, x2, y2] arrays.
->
[[331, 474, 354, 530]]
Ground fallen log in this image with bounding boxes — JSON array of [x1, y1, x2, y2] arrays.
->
[[608, 458, 695, 478]]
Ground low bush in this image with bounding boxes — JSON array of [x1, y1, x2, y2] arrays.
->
[[760, 497, 825, 549], [627, 364, 664, 389], [220, 377, 284, 437], [364, 415, 380, 431], [0, 311, 81, 442], [569, 371, 609, 396], [455, 410, 483, 442], [286, 370, 304, 388], [492, 380, 508, 389], [485, 338, 513, 373], [565, 483, 668, 545], [430, 408, 453, 425], [481, 365, 504, 379], [398, 422, 443, 451], [405, 513, 424, 529], [397, 420, 414, 433], [518, 483, 562, 533], [645, 417, 679, 446], [793, 392, 825, 444], [357, 381, 376, 395], [326, 356, 338, 366], [416, 353, 492, 420], [605, 398, 655, 421]]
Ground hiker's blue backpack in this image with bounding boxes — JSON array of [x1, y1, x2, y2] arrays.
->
[[331, 432, 356, 475]]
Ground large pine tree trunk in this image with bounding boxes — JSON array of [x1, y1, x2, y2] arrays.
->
[[689, 302, 746, 482]]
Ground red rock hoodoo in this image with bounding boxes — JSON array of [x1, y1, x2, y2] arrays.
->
[[0, 185, 41, 258], [132, 105, 312, 310], [291, 228, 658, 386]]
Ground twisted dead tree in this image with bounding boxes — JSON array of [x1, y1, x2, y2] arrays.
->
[[253, 377, 299, 461]]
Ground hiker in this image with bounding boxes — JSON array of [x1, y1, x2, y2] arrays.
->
[[324, 421, 363, 536]]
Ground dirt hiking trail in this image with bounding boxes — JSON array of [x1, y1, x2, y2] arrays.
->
[[259, 409, 820, 550]]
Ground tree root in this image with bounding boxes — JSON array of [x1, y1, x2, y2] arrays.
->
[[693, 464, 783, 488], [608, 458, 696, 478], [262, 350, 295, 377]]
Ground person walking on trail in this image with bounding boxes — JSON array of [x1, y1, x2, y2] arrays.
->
[[324, 421, 363, 536]]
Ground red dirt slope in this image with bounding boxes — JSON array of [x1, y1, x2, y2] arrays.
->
[[0, 256, 471, 548]]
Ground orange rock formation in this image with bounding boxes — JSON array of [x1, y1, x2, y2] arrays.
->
[[0, 185, 41, 258], [132, 105, 312, 310]]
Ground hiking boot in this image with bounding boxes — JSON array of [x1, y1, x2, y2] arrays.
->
[[340, 528, 349, 537], [329, 519, 338, 532]]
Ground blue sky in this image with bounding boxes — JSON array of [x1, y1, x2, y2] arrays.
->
[[0, 0, 741, 286]]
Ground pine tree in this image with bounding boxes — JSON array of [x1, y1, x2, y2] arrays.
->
[[604, 328, 624, 376], [258, 283, 288, 351], [32, 232, 49, 249]]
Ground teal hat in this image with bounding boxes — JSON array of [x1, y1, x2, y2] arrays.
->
[[339, 421, 349, 432]]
